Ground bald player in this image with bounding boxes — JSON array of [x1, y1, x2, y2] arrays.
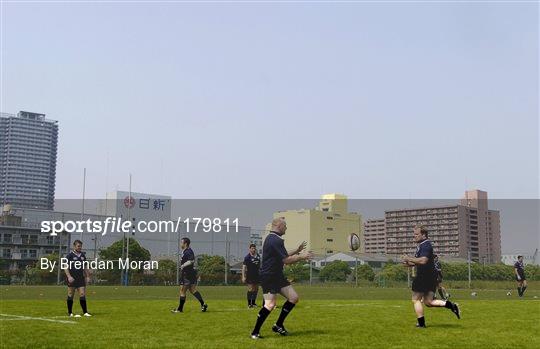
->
[[402, 226, 460, 328], [250, 218, 313, 339]]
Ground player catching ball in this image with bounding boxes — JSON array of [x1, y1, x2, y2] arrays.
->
[[64, 240, 92, 317], [171, 237, 208, 313], [402, 226, 460, 328], [250, 217, 313, 339], [242, 243, 261, 308]]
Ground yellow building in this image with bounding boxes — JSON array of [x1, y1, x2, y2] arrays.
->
[[265, 194, 362, 255]]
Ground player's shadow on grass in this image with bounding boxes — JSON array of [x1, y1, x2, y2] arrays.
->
[[287, 329, 330, 337], [426, 323, 463, 329]]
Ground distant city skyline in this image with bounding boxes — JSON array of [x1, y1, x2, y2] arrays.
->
[[2, 2, 538, 200]]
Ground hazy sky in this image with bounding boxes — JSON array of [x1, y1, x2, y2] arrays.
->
[[2, 1, 538, 200]]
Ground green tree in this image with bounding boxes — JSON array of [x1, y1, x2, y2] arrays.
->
[[30, 252, 59, 284], [525, 264, 540, 281], [197, 254, 225, 276], [154, 259, 177, 284], [377, 263, 408, 281], [355, 263, 375, 281], [99, 238, 151, 261], [320, 261, 351, 282], [195, 255, 229, 284], [98, 238, 151, 284], [284, 263, 310, 282]]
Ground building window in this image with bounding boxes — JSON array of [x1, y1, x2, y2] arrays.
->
[[326, 239, 333, 242], [326, 217, 334, 220], [3, 234, 12, 243], [2, 249, 10, 258], [29, 250, 37, 258], [326, 250, 333, 254]]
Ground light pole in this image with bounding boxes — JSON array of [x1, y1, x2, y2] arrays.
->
[[125, 174, 132, 286], [355, 255, 358, 287], [224, 230, 229, 285], [176, 229, 180, 285], [56, 233, 63, 285], [468, 249, 472, 289], [80, 168, 86, 241]]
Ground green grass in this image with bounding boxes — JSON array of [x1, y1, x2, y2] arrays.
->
[[1, 285, 539, 349]]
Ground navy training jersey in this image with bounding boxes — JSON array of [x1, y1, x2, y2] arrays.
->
[[514, 261, 525, 274], [65, 251, 87, 278], [243, 253, 261, 278], [260, 232, 288, 277], [181, 247, 195, 273], [414, 240, 436, 279]]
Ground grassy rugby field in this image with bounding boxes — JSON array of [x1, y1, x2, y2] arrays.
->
[[1, 285, 539, 348]]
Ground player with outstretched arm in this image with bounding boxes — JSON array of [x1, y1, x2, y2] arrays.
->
[[401, 226, 460, 328], [250, 217, 313, 339]]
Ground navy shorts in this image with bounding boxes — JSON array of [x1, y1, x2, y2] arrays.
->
[[412, 275, 437, 294], [180, 270, 198, 286], [246, 275, 260, 285], [516, 273, 526, 282], [67, 275, 86, 289], [261, 274, 290, 294]]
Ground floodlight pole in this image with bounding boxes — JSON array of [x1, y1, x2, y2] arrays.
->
[[309, 260, 313, 286], [125, 174, 132, 286], [468, 250, 472, 289], [224, 230, 229, 285], [57, 233, 63, 285], [355, 255, 358, 287], [176, 228, 180, 285], [80, 168, 86, 241]]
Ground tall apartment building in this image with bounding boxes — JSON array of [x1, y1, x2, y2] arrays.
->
[[363, 218, 386, 254], [384, 190, 501, 263], [266, 194, 362, 255], [0, 111, 59, 210]]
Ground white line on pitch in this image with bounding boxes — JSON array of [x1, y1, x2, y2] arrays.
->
[[0, 314, 77, 324]]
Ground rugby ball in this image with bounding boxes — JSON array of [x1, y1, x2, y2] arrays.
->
[[348, 233, 360, 251], [506, 291, 512, 296]]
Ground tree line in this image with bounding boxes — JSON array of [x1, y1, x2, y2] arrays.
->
[[2, 238, 538, 285]]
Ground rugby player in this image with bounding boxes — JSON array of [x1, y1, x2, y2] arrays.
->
[[171, 237, 208, 313], [242, 243, 261, 308], [64, 240, 91, 317], [250, 218, 312, 339], [514, 255, 527, 297], [402, 226, 460, 328]]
